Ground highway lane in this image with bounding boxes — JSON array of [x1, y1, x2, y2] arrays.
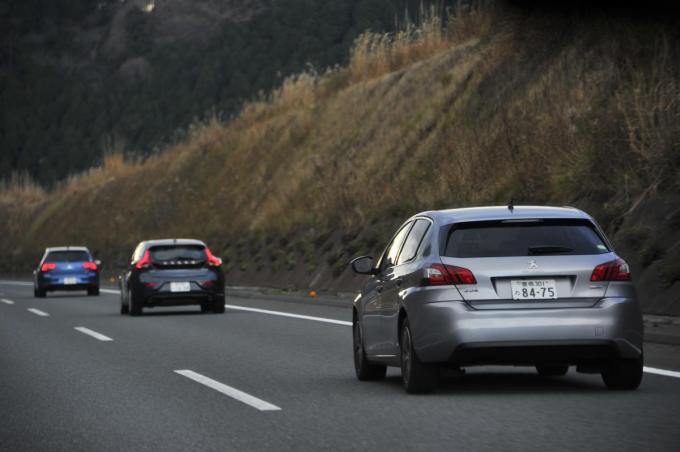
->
[[1, 281, 680, 451]]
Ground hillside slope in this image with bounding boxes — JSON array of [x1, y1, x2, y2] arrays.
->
[[1, 6, 679, 314]]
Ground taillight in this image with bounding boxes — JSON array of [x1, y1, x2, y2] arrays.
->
[[591, 258, 631, 281], [422, 263, 476, 286], [41, 263, 56, 272], [135, 250, 151, 269], [205, 247, 222, 267], [82, 261, 97, 271]]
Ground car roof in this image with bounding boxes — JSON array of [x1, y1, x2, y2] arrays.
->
[[45, 246, 90, 252], [141, 238, 206, 247], [416, 205, 594, 223]]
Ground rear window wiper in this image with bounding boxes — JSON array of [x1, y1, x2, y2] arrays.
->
[[528, 245, 574, 255]]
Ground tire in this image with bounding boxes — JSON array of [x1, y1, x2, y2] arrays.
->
[[212, 296, 225, 314], [88, 287, 100, 296], [34, 286, 46, 298], [200, 303, 212, 313], [128, 288, 143, 317], [120, 292, 129, 314], [602, 357, 643, 390], [353, 318, 387, 381], [400, 318, 438, 393], [536, 365, 569, 377]]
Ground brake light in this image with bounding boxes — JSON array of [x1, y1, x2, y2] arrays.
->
[[41, 263, 56, 272], [135, 250, 151, 269], [591, 258, 631, 281], [422, 264, 476, 286], [205, 247, 222, 267], [446, 265, 477, 284], [82, 261, 97, 271]]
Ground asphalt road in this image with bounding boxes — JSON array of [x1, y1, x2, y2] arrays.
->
[[1, 281, 680, 452]]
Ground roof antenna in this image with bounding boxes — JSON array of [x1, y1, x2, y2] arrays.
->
[[508, 198, 514, 212]]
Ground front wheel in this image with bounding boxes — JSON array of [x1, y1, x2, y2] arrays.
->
[[353, 319, 386, 381], [120, 293, 129, 314], [602, 357, 643, 390], [400, 318, 438, 393]]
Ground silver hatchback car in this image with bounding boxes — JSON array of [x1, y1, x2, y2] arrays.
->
[[351, 206, 643, 393]]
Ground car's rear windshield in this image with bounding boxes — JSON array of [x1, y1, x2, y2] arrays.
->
[[149, 245, 206, 262], [45, 251, 90, 262], [443, 219, 610, 258]]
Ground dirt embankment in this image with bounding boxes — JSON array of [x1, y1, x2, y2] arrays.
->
[[1, 5, 679, 314]]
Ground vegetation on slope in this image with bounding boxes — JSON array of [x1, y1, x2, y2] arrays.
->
[[1, 3, 679, 313]]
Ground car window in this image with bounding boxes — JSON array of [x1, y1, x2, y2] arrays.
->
[[44, 250, 90, 262], [397, 219, 431, 265], [444, 219, 610, 258], [380, 222, 413, 271], [149, 245, 206, 262]]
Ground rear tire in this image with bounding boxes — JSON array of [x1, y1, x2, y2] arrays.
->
[[34, 286, 46, 298], [400, 318, 438, 393], [213, 297, 225, 314], [353, 318, 387, 381], [602, 357, 643, 390], [88, 287, 100, 296], [536, 365, 569, 377], [128, 289, 143, 317]]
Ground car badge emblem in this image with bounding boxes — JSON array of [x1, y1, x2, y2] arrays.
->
[[67, 265, 72, 269], [528, 260, 538, 270]]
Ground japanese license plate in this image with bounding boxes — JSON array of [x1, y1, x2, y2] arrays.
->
[[511, 279, 557, 300], [170, 282, 191, 292]]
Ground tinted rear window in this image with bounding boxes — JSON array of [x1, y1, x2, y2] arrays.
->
[[444, 220, 609, 258], [45, 251, 90, 262], [149, 245, 206, 261]]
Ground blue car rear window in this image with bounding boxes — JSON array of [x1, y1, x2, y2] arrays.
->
[[45, 251, 90, 262]]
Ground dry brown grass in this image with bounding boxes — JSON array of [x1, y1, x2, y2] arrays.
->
[[1, 4, 679, 290]]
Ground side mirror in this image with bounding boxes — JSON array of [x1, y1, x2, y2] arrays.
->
[[351, 256, 375, 275], [94, 259, 102, 267]]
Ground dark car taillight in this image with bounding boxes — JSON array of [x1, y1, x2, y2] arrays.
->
[[422, 263, 476, 286], [205, 247, 222, 267], [591, 258, 631, 281], [41, 263, 56, 272], [135, 250, 151, 269], [82, 261, 97, 270]]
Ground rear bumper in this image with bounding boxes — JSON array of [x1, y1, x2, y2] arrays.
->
[[144, 291, 221, 307], [406, 297, 643, 364], [37, 274, 99, 291]]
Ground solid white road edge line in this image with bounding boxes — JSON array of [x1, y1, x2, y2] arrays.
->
[[74, 326, 113, 342], [0, 280, 32, 286], [100, 288, 120, 294], [223, 304, 352, 326], [174, 370, 281, 411], [27, 308, 49, 317], [1, 298, 15, 304], [643, 366, 680, 379]]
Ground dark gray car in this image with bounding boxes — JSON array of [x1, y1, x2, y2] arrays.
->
[[351, 206, 643, 393]]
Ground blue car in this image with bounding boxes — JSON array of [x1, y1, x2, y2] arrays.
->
[[33, 247, 100, 297]]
